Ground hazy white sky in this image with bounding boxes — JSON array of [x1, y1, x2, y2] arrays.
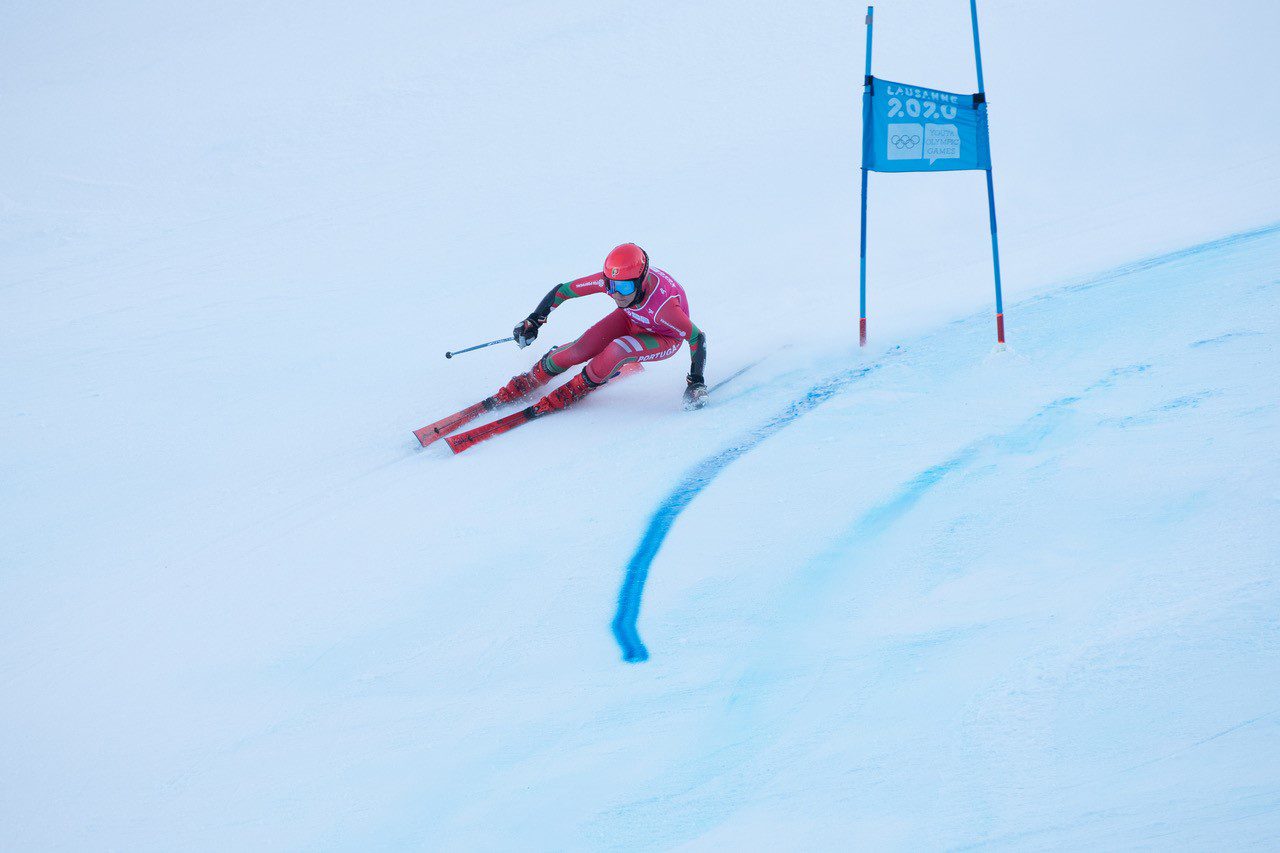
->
[[3, 1, 1278, 340]]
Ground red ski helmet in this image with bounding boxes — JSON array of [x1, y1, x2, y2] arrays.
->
[[603, 243, 649, 283]]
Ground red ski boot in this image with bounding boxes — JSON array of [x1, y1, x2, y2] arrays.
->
[[532, 370, 599, 415], [495, 360, 554, 404]]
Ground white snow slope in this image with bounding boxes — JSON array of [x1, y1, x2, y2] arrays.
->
[[3, 2, 1280, 850]]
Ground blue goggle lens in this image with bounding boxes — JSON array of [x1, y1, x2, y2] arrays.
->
[[606, 277, 638, 296]]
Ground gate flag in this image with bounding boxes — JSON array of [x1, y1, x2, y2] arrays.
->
[[863, 79, 990, 173], [857, 2, 1007, 348]]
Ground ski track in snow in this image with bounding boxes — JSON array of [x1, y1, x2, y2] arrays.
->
[[616, 222, 1280, 670], [663, 225, 1280, 848], [564, 223, 1280, 847]]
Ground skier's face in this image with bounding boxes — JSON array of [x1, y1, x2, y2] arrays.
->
[[606, 274, 642, 308]]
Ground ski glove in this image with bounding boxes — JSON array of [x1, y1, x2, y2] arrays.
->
[[683, 374, 708, 411], [513, 314, 545, 349]]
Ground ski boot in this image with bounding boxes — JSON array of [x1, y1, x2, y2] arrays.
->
[[494, 360, 555, 404], [533, 369, 600, 415]]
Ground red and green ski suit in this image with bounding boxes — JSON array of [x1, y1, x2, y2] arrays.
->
[[533, 268, 707, 385]]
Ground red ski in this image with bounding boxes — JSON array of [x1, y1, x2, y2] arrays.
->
[[446, 406, 542, 453], [428, 362, 646, 453], [412, 397, 498, 447]]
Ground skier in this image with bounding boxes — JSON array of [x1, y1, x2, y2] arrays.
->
[[414, 244, 709, 452], [497, 243, 708, 414]]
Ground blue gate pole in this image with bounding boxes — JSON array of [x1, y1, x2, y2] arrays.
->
[[985, 168, 1006, 344], [859, 5, 874, 346], [970, 0, 1006, 344]]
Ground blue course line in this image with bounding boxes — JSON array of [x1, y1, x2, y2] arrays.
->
[[802, 363, 1152, 597], [611, 360, 885, 662], [850, 448, 981, 540], [614, 359, 1152, 663], [607, 221, 1280, 665]]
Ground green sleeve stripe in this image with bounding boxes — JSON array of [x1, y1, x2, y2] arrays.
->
[[550, 282, 577, 308]]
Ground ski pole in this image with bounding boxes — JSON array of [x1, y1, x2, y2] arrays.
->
[[444, 336, 512, 359]]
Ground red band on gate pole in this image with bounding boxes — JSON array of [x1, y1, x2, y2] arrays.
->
[[996, 312, 1005, 344], [860, 317, 867, 347]]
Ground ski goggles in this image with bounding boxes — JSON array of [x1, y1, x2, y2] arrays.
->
[[605, 276, 640, 296]]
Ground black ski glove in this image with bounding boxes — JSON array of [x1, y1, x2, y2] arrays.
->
[[683, 374, 708, 411], [513, 314, 545, 349]]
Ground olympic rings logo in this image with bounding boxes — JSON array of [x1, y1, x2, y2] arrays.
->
[[891, 134, 920, 148]]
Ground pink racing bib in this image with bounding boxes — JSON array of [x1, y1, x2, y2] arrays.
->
[[623, 268, 691, 339]]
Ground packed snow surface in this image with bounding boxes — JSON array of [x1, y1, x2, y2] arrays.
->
[[6, 224, 1279, 848], [3, 1, 1280, 849]]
